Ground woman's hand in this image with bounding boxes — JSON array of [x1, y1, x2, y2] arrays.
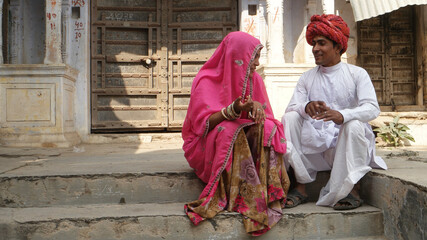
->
[[232, 96, 265, 124], [251, 102, 266, 124], [233, 96, 251, 113], [238, 95, 265, 124]]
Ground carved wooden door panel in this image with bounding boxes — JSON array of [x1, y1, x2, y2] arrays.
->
[[358, 6, 416, 108], [167, 0, 237, 129], [90, 0, 237, 132], [91, 0, 165, 131]]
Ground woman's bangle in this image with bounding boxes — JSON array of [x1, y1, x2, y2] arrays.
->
[[222, 102, 241, 121], [227, 104, 238, 120], [230, 102, 241, 118], [221, 108, 231, 120], [227, 103, 240, 120]]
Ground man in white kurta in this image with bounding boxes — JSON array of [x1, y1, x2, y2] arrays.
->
[[282, 14, 387, 209]]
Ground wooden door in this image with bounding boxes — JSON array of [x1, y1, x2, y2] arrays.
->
[[358, 6, 416, 109], [167, 0, 237, 129], [90, 0, 237, 132]]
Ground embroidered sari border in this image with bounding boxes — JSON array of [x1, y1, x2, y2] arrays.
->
[[242, 44, 263, 98], [206, 122, 255, 196]]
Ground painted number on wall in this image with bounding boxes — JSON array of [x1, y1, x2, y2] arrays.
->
[[72, 0, 85, 7], [46, 13, 57, 20], [74, 21, 84, 41], [46, 12, 57, 30]]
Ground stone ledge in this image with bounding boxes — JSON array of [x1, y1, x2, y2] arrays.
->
[[361, 147, 427, 240], [0, 203, 384, 240], [0, 64, 78, 81]]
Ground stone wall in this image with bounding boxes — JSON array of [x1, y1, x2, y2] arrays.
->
[[0, 64, 80, 147], [361, 172, 426, 240]]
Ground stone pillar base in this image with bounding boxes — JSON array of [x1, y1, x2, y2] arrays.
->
[[258, 63, 315, 119], [0, 64, 81, 148], [0, 132, 80, 148]]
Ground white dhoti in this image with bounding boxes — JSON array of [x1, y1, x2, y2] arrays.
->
[[282, 111, 387, 207]]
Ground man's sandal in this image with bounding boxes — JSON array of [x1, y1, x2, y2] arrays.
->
[[333, 193, 364, 210], [285, 188, 308, 208]]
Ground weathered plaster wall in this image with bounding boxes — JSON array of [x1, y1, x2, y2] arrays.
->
[[22, 0, 45, 64], [67, 0, 90, 140], [240, 0, 268, 65], [240, 0, 261, 38]]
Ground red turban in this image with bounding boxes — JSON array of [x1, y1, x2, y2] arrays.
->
[[306, 14, 350, 53]]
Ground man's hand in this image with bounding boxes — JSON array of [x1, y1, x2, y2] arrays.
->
[[315, 109, 344, 124], [305, 101, 328, 117], [305, 101, 344, 125]]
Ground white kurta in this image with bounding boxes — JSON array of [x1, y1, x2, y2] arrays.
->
[[282, 62, 387, 207]]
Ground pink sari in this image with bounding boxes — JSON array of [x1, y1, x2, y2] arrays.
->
[[182, 31, 289, 235]]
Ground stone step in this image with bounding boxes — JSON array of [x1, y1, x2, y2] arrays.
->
[[0, 170, 333, 208], [0, 146, 203, 207], [0, 202, 385, 240], [0, 143, 331, 207], [0, 172, 205, 207]]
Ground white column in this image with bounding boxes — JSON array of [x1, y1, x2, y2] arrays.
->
[[305, 0, 318, 64], [266, 0, 285, 65], [44, 0, 63, 64], [322, 0, 334, 14], [307, 0, 318, 21], [9, 0, 23, 64], [0, 0, 4, 64], [283, 0, 292, 62]]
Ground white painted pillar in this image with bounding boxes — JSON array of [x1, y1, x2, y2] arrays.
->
[[305, 0, 318, 63], [266, 0, 285, 65], [322, 0, 334, 14], [283, 0, 292, 62], [44, 0, 63, 64], [9, 0, 23, 64], [0, 0, 3, 64]]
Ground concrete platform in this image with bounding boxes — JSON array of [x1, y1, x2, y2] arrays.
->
[[0, 134, 426, 240], [0, 135, 425, 189]]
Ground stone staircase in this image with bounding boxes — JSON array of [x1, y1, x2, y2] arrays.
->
[[0, 142, 387, 240]]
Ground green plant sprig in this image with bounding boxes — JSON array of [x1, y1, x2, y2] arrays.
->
[[373, 116, 415, 147]]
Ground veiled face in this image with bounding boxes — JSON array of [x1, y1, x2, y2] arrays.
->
[[249, 49, 261, 78]]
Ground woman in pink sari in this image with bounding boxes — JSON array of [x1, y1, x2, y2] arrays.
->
[[182, 31, 290, 235]]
